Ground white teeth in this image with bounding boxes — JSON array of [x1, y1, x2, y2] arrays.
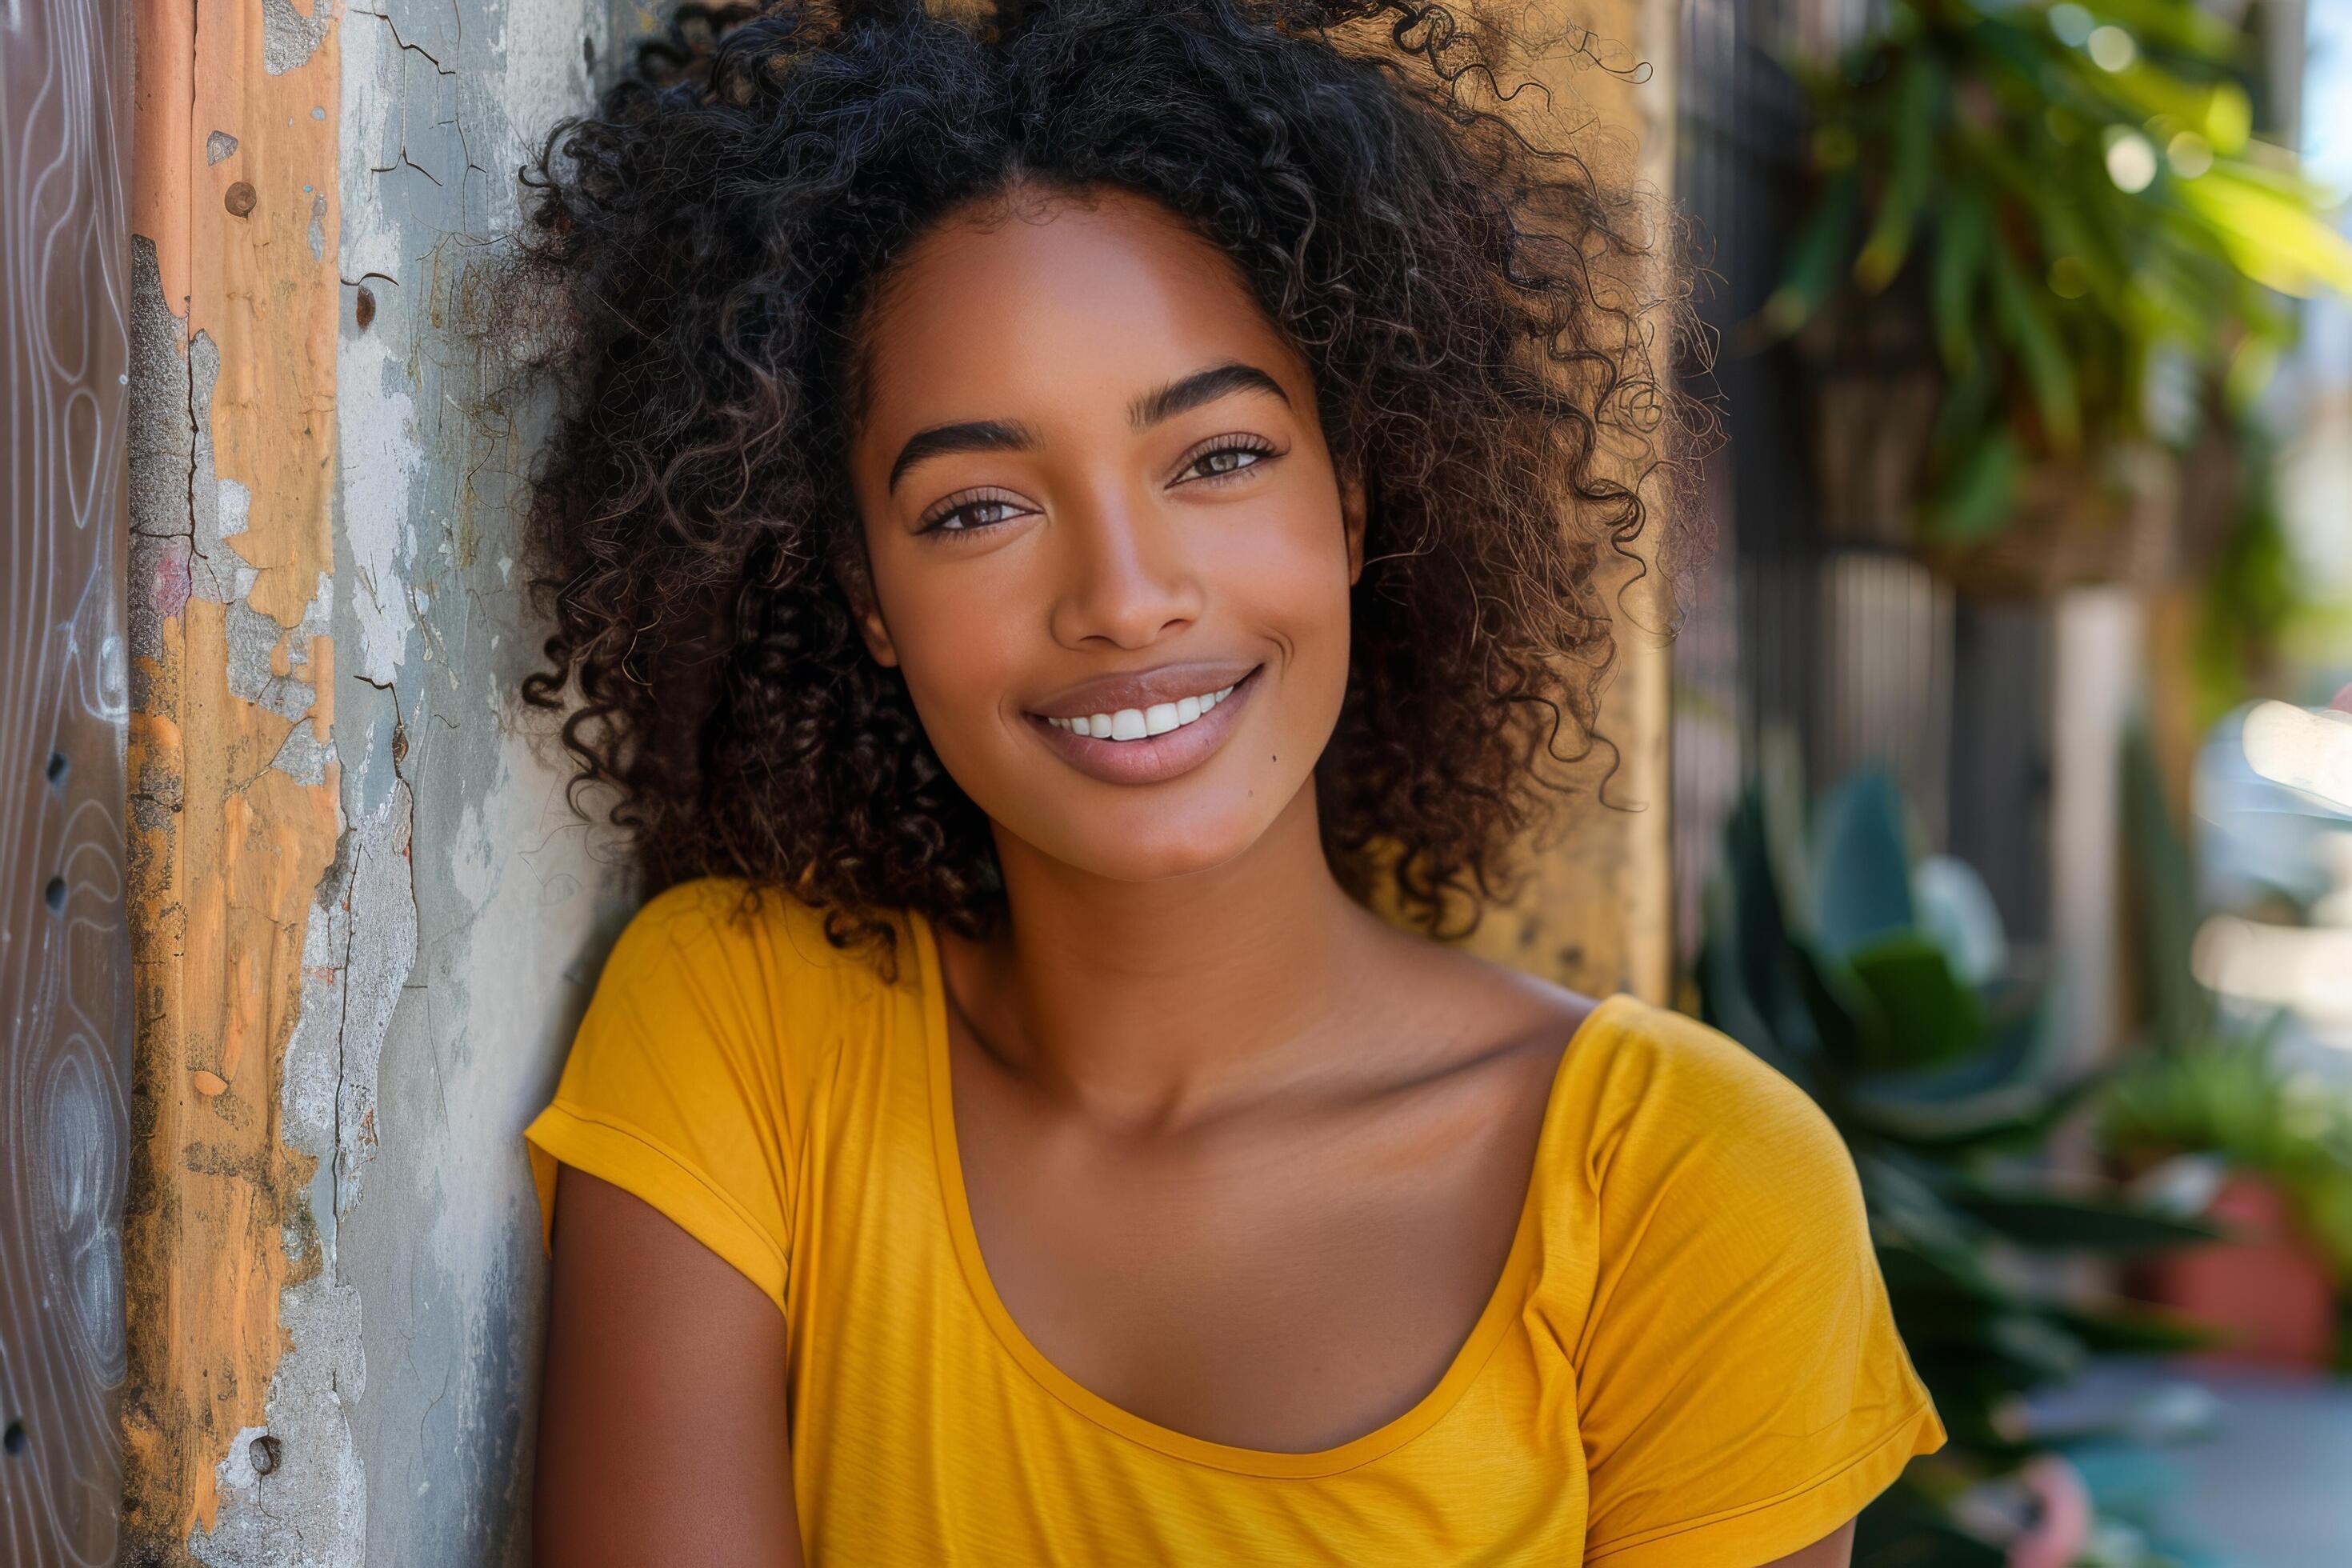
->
[[1048, 682, 1242, 742]]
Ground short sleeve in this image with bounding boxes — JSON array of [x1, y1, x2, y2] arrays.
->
[[523, 878, 805, 1317], [1574, 1012, 1945, 1566]]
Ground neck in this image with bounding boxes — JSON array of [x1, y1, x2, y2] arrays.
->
[[955, 781, 1388, 1130]]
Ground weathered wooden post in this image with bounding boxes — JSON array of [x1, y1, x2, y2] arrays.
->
[[0, 2, 137, 1562]]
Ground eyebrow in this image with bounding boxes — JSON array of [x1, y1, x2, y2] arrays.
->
[[1126, 362, 1290, 430], [887, 418, 1038, 494], [885, 362, 1290, 494]]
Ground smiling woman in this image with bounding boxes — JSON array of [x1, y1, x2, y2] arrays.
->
[[495, 3, 1942, 1565], [846, 187, 1368, 872], [496, 0, 1683, 961]]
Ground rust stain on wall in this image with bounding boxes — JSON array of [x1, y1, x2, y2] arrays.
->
[[123, 0, 345, 1555]]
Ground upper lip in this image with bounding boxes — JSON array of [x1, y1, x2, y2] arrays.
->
[[1027, 660, 1259, 720]]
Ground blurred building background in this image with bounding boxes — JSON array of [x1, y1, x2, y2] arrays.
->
[[1671, 0, 2352, 1560]]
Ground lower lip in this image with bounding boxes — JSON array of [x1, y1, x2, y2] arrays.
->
[[1026, 667, 1262, 786]]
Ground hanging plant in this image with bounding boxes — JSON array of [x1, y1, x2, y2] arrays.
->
[[1764, 0, 2352, 590]]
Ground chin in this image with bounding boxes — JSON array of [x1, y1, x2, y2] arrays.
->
[[1031, 811, 1269, 886]]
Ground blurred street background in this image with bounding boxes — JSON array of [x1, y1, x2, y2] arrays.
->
[[1674, 0, 2352, 1559]]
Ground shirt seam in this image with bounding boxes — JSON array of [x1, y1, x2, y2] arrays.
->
[[535, 1098, 791, 1278], [1580, 1395, 1938, 1558]]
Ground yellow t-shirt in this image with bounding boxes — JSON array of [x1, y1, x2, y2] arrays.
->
[[525, 878, 1945, 1566]]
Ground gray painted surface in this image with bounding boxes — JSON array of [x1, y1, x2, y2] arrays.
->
[[187, 3, 638, 1562]]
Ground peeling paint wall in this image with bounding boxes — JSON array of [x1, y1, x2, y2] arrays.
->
[[327, 6, 646, 1553], [125, 2, 634, 1562]]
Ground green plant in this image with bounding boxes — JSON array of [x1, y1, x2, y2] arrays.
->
[[1766, 0, 2352, 546], [1696, 742, 2218, 1565], [2106, 1026, 2352, 1276]]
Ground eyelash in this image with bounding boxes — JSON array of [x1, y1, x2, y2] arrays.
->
[[916, 490, 1033, 538], [914, 436, 1282, 538], [1174, 434, 1279, 485]]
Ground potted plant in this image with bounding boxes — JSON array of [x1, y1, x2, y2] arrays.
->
[[1696, 738, 2219, 1563], [1764, 0, 2352, 596], [2106, 1030, 2351, 1369], [2102, 725, 2352, 1368]]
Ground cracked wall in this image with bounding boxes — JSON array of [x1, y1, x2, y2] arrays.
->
[[126, 2, 634, 1562]]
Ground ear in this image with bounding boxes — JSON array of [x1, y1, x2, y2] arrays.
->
[[831, 542, 902, 669], [1341, 467, 1369, 586], [858, 602, 902, 669]]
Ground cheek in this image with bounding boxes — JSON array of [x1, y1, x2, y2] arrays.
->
[[875, 567, 1030, 744], [1234, 502, 1357, 685]]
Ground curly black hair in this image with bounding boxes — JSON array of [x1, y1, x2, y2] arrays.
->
[[495, 0, 1701, 972]]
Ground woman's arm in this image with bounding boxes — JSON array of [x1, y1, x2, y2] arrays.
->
[[535, 1166, 804, 1567], [1763, 1518, 1857, 1567]]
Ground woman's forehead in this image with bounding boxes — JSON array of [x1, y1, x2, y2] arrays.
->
[[851, 186, 1307, 440]]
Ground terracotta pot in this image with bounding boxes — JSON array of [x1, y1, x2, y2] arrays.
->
[[2134, 1171, 2338, 1369]]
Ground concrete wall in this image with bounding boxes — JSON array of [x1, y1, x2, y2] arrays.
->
[[288, 9, 644, 1561], [125, 2, 635, 1562]]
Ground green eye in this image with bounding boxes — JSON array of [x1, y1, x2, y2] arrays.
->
[[1182, 442, 1274, 482]]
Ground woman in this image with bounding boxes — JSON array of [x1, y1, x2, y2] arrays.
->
[[511, 2, 1945, 1562]]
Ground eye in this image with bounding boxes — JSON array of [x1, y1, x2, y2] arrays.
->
[[918, 489, 1035, 538], [1174, 437, 1278, 486]]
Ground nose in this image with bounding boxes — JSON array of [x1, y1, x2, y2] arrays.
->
[[1046, 481, 1204, 650]]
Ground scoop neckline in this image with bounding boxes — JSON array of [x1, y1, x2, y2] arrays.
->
[[910, 909, 1628, 1479]]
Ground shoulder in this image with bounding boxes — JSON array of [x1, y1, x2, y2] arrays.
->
[[605, 875, 903, 985], [591, 876, 916, 1059], [1566, 994, 1847, 1164], [532, 878, 901, 1314], [1559, 1002, 1944, 1556], [1555, 995, 1863, 1246], [606, 874, 864, 963]]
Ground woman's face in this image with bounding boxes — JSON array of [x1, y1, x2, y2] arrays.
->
[[846, 185, 1364, 885]]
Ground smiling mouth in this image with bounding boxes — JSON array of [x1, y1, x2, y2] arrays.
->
[[1024, 665, 1262, 786], [1039, 680, 1241, 742]]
